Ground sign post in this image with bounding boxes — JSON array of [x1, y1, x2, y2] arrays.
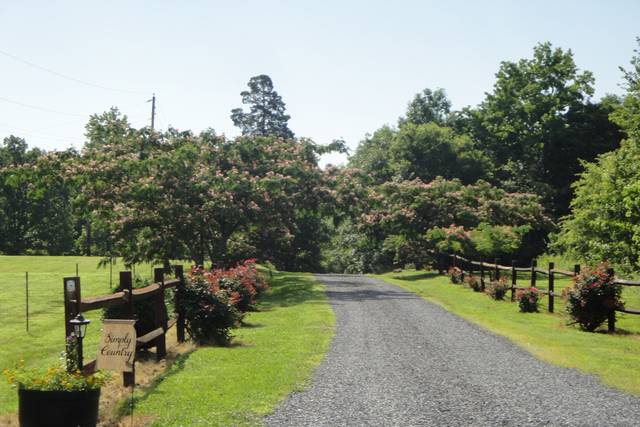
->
[[97, 319, 137, 425]]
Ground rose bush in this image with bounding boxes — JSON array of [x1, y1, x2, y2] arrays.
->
[[464, 275, 482, 292], [565, 264, 623, 332], [517, 287, 540, 312], [448, 266, 463, 284], [486, 279, 510, 300]]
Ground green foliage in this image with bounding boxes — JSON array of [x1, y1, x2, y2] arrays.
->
[[0, 137, 77, 255], [565, 264, 623, 332], [350, 122, 491, 185], [230, 74, 294, 139], [460, 42, 621, 216], [182, 270, 242, 346], [391, 123, 492, 183], [556, 40, 640, 272], [75, 111, 337, 270], [469, 223, 530, 260], [611, 38, 640, 140], [517, 287, 540, 312], [426, 225, 473, 255], [556, 138, 640, 272], [400, 87, 451, 126], [364, 178, 551, 269], [321, 219, 389, 274]]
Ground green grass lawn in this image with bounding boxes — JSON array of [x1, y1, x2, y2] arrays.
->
[[377, 270, 640, 395], [0, 256, 172, 414], [130, 271, 334, 426]]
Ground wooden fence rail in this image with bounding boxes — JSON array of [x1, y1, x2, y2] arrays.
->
[[63, 265, 186, 386], [446, 253, 640, 332]]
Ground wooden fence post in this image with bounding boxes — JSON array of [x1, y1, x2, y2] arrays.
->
[[63, 277, 81, 339], [480, 260, 485, 291], [511, 260, 517, 302], [174, 265, 186, 343], [607, 268, 616, 333], [574, 264, 581, 276], [494, 259, 500, 282], [62, 276, 81, 372], [120, 271, 135, 387], [452, 254, 457, 268], [548, 262, 555, 313], [25, 272, 29, 332], [154, 268, 167, 360], [530, 259, 537, 288]]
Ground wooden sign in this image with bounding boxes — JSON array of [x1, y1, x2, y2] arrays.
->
[[96, 319, 136, 372]]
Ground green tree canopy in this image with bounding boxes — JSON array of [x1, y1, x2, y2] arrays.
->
[[460, 42, 621, 216], [399, 88, 451, 126], [557, 40, 640, 272], [230, 74, 294, 139]]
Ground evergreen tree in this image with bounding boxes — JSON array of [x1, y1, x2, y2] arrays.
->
[[231, 74, 294, 139]]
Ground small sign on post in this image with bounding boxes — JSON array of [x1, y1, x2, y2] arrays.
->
[[96, 319, 137, 373]]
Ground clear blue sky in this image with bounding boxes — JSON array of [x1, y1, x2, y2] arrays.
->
[[1, 0, 638, 165]]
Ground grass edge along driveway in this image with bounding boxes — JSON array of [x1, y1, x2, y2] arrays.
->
[[130, 271, 335, 426], [375, 271, 640, 396]]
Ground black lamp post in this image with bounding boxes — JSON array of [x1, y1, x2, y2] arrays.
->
[[69, 313, 90, 371]]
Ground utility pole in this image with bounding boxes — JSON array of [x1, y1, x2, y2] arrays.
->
[[148, 93, 156, 130]]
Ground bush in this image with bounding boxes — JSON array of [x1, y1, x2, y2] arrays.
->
[[182, 268, 242, 345], [517, 287, 540, 312], [565, 264, 623, 332], [201, 259, 269, 313], [485, 279, 510, 300], [448, 266, 463, 284], [464, 275, 482, 292]]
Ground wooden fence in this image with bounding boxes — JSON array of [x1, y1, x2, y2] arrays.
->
[[445, 254, 640, 332], [63, 265, 186, 385]]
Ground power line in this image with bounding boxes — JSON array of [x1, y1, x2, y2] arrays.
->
[[0, 96, 87, 117], [0, 122, 84, 144], [0, 48, 149, 95]]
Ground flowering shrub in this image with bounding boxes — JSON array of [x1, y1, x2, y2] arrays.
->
[[183, 268, 242, 345], [3, 360, 110, 391], [486, 279, 510, 300], [565, 264, 623, 332], [464, 275, 482, 292], [517, 287, 540, 312], [199, 259, 269, 312], [448, 267, 463, 284]]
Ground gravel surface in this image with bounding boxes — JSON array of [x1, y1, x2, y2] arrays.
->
[[264, 275, 640, 426]]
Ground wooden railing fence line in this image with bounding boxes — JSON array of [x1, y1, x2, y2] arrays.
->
[[63, 265, 186, 386], [445, 253, 640, 332]]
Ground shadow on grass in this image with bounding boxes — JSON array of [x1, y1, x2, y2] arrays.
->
[[259, 273, 327, 309], [117, 349, 196, 417], [117, 270, 327, 418], [239, 321, 264, 328], [391, 271, 440, 282]]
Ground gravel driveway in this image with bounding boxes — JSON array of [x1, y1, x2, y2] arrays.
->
[[264, 275, 640, 426]]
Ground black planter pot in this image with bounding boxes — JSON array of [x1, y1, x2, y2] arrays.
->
[[18, 388, 100, 427]]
